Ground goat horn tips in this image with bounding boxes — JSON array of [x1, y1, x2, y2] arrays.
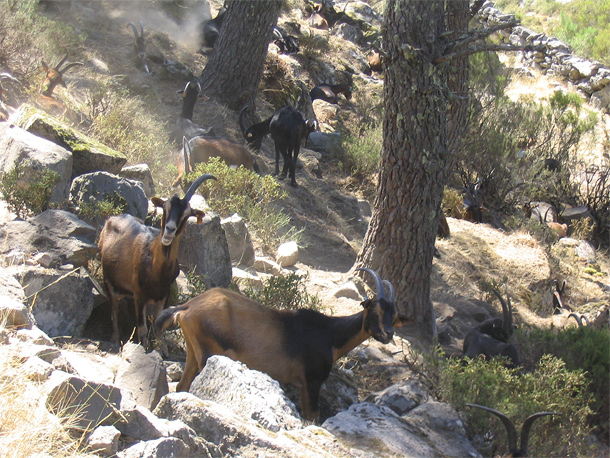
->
[[356, 267, 386, 302]]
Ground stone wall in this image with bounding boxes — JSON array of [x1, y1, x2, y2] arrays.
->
[[477, 1, 610, 112]]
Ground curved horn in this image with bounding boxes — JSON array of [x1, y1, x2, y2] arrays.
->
[[520, 411, 560, 456], [568, 313, 583, 327], [59, 62, 84, 75], [581, 315, 590, 327], [382, 279, 395, 304], [55, 54, 69, 70], [184, 173, 217, 202], [239, 104, 250, 136], [139, 21, 145, 38], [493, 284, 513, 337], [182, 136, 192, 177], [128, 22, 139, 38], [467, 404, 519, 454], [356, 267, 385, 302]]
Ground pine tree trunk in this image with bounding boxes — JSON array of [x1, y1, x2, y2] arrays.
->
[[200, 0, 281, 110], [356, 1, 470, 341]]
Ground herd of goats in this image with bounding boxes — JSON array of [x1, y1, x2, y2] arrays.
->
[[0, 3, 607, 455]]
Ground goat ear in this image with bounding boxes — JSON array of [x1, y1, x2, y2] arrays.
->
[[199, 94, 209, 102], [151, 197, 166, 208], [393, 315, 411, 328], [192, 209, 205, 224]]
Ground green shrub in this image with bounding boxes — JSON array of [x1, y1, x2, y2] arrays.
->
[[243, 272, 320, 311], [440, 355, 594, 457], [76, 193, 126, 227], [0, 162, 61, 218], [185, 158, 301, 251], [341, 126, 382, 177]]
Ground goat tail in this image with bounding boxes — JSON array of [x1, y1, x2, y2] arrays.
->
[[153, 304, 188, 337]]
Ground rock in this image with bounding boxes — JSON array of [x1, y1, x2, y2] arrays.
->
[[221, 213, 255, 267], [119, 164, 156, 198], [189, 355, 303, 432], [11, 105, 127, 176], [332, 280, 362, 300], [114, 343, 169, 410], [232, 266, 263, 288], [18, 266, 99, 338], [177, 214, 232, 289], [368, 379, 429, 415], [306, 131, 343, 156], [276, 241, 299, 267], [87, 425, 121, 456], [117, 437, 201, 458], [0, 123, 73, 204], [0, 210, 98, 267], [0, 295, 34, 329], [253, 257, 283, 275], [23, 355, 55, 382], [70, 171, 148, 228]]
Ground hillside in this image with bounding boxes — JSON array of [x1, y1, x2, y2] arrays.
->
[[0, 0, 609, 456]]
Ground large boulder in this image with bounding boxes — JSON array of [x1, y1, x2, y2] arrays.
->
[[119, 164, 156, 198], [69, 171, 148, 227], [0, 210, 98, 267], [11, 105, 127, 177], [177, 214, 232, 289], [220, 213, 255, 267], [0, 123, 73, 204]]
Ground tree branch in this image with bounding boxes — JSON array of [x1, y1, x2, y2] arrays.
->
[[434, 43, 537, 64], [470, 0, 486, 19], [446, 20, 520, 55]]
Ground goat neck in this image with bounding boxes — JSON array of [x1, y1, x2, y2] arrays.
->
[[179, 80, 203, 120]]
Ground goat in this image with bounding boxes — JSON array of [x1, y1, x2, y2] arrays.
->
[[551, 279, 566, 314], [273, 26, 300, 54], [568, 313, 590, 327], [0, 73, 20, 122], [463, 180, 484, 223], [269, 105, 318, 186], [172, 134, 259, 188], [309, 2, 329, 30], [201, 7, 226, 50], [171, 79, 213, 144], [466, 403, 559, 457], [367, 50, 383, 72], [128, 21, 151, 74], [239, 104, 272, 152], [310, 83, 352, 104], [154, 267, 408, 421], [437, 210, 450, 239], [463, 285, 520, 367], [541, 207, 568, 238], [99, 174, 216, 349], [34, 55, 84, 123]]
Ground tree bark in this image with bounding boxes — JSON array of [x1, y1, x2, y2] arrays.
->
[[200, 0, 281, 110], [355, 0, 471, 341]]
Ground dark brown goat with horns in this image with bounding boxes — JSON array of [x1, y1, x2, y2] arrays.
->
[[154, 268, 408, 421], [99, 174, 216, 349]]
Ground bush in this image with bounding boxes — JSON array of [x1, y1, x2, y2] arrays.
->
[[242, 272, 320, 311], [341, 126, 382, 178], [440, 355, 594, 457], [185, 158, 301, 251], [0, 162, 60, 218]]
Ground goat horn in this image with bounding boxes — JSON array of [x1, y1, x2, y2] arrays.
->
[[466, 404, 519, 453], [356, 268, 385, 302], [581, 315, 590, 327], [59, 62, 84, 75], [520, 411, 560, 456], [492, 284, 513, 337], [184, 173, 217, 202], [382, 279, 395, 304], [139, 21, 145, 37], [128, 22, 139, 38], [55, 53, 69, 70], [568, 313, 583, 327]]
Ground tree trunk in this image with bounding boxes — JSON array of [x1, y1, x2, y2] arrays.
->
[[200, 0, 281, 110], [355, 1, 470, 341]]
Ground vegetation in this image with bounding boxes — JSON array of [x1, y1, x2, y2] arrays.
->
[[243, 272, 321, 311], [0, 162, 61, 218]]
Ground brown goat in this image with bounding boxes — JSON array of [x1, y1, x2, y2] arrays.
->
[[367, 50, 383, 72], [172, 135, 258, 187], [154, 268, 408, 421], [99, 174, 216, 349], [309, 3, 329, 30], [467, 404, 559, 457]]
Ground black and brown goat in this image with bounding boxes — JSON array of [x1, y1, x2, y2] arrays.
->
[[367, 50, 383, 72], [154, 267, 407, 421], [467, 403, 559, 457], [463, 285, 519, 367], [172, 135, 259, 187], [128, 21, 151, 74], [269, 105, 318, 186], [171, 79, 213, 144], [239, 104, 272, 152], [34, 55, 84, 122], [201, 7, 226, 50], [273, 26, 299, 54], [99, 174, 216, 349], [310, 83, 352, 104], [309, 2, 329, 30], [463, 180, 484, 223]]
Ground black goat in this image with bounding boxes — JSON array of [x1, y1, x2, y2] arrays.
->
[[201, 7, 226, 50], [568, 313, 590, 327], [310, 83, 352, 104], [463, 285, 520, 367], [99, 174, 216, 349], [239, 104, 272, 152], [154, 267, 408, 421], [171, 79, 213, 144], [269, 105, 318, 186], [128, 22, 151, 74], [551, 279, 566, 314], [467, 404, 559, 457], [273, 26, 299, 54], [463, 180, 484, 223]]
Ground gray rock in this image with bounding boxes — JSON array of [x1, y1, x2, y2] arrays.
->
[[114, 343, 169, 410], [119, 164, 156, 198], [221, 213, 255, 267], [306, 131, 344, 156], [87, 425, 121, 456], [18, 266, 98, 338], [0, 210, 98, 267], [117, 437, 198, 458], [276, 241, 299, 267], [368, 379, 429, 415], [190, 355, 303, 432], [0, 295, 34, 329], [177, 214, 232, 289], [0, 123, 73, 204]]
